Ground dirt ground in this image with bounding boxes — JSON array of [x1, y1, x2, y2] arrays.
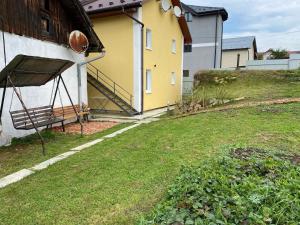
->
[[52, 121, 118, 135]]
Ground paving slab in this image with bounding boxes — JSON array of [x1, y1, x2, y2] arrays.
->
[[103, 124, 141, 138], [31, 151, 78, 171], [0, 169, 34, 188], [71, 139, 104, 151]]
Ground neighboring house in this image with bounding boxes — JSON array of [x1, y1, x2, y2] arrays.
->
[[181, 4, 228, 94], [81, 0, 192, 115], [261, 49, 273, 60], [261, 50, 300, 60], [0, 0, 104, 145], [222, 36, 257, 69]]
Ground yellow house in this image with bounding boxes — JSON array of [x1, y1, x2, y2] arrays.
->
[[81, 0, 192, 115]]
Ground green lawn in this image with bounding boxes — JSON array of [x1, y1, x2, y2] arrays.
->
[[1, 103, 300, 225], [191, 70, 300, 103], [0, 123, 128, 178]]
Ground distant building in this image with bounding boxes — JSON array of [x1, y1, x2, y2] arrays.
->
[[181, 4, 228, 94], [261, 49, 273, 60], [222, 36, 257, 69]]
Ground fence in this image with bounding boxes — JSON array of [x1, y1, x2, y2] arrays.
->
[[246, 54, 300, 70]]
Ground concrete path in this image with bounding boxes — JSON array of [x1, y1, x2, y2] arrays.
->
[[0, 122, 149, 189]]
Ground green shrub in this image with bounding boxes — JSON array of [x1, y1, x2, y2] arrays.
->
[[140, 149, 300, 225]]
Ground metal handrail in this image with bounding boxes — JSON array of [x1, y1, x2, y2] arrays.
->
[[87, 63, 133, 106]]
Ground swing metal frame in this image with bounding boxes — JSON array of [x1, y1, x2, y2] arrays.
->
[[0, 55, 83, 155]]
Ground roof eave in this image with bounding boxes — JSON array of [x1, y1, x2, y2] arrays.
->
[[85, 2, 142, 15]]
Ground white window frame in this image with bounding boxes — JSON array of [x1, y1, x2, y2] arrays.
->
[[172, 39, 176, 53], [146, 29, 152, 50], [146, 69, 152, 93], [171, 72, 176, 85]]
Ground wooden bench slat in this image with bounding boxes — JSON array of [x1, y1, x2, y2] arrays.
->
[[10, 105, 52, 114], [15, 118, 64, 130], [10, 105, 65, 130]]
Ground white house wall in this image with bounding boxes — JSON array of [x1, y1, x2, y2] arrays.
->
[[0, 32, 87, 146]]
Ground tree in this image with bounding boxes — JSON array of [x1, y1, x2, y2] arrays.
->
[[271, 49, 289, 59]]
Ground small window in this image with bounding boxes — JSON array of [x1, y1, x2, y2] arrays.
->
[[146, 70, 152, 93], [184, 44, 192, 53], [172, 39, 176, 53], [171, 72, 176, 85], [183, 70, 189, 77], [146, 29, 152, 50], [185, 12, 193, 22], [41, 16, 50, 34]]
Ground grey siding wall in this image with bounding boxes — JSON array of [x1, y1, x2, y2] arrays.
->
[[183, 14, 223, 94]]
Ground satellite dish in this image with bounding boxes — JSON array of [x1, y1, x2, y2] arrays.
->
[[173, 6, 182, 17], [161, 0, 171, 12], [69, 30, 89, 53]]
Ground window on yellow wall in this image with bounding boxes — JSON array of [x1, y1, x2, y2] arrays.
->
[[146, 70, 152, 93], [171, 72, 176, 85], [146, 29, 152, 50], [172, 39, 176, 53]]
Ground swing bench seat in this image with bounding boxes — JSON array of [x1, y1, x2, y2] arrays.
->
[[10, 105, 65, 130]]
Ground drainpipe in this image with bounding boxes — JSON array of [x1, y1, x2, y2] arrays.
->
[[220, 18, 224, 68], [0, 16, 6, 67], [214, 15, 218, 68], [77, 51, 106, 111], [122, 7, 144, 114], [0, 16, 7, 129]]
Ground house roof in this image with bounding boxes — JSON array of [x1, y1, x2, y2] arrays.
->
[[223, 36, 257, 52], [181, 3, 228, 21], [61, 0, 104, 53], [80, 0, 192, 44]]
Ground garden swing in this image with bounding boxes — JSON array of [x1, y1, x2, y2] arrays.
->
[[0, 55, 83, 155]]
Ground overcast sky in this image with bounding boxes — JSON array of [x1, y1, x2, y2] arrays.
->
[[182, 0, 300, 52]]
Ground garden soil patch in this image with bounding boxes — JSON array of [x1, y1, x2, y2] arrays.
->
[[52, 121, 118, 135]]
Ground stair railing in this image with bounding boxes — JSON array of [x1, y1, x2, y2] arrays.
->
[[87, 63, 134, 107]]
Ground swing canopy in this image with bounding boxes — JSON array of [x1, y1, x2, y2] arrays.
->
[[0, 55, 74, 87]]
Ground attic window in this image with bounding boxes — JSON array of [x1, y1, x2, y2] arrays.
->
[[41, 16, 50, 34], [40, 0, 51, 36], [185, 12, 193, 22]]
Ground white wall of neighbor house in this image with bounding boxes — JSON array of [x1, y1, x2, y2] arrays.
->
[[222, 49, 252, 68], [0, 31, 86, 146]]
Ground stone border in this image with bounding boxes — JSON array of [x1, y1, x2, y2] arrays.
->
[[0, 123, 144, 189]]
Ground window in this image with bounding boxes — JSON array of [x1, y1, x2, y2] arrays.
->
[[146, 29, 152, 50], [183, 70, 189, 78], [172, 39, 176, 53], [146, 70, 152, 93], [185, 12, 193, 22], [171, 72, 176, 85], [40, 0, 51, 35], [184, 44, 192, 52], [41, 16, 50, 34]]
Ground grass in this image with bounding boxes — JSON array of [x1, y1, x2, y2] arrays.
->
[[191, 69, 300, 103], [0, 103, 300, 224], [142, 149, 300, 224], [0, 123, 129, 178]]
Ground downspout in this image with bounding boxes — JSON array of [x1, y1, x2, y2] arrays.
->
[[214, 15, 218, 68], [0, 16, 7, 128], [122, 7, 144, 114], [77, 51, 106, 111], [220, 16, 224, 68], [0, 16, 7, 67]]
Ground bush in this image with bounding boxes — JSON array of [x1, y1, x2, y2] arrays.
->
[[140, 149, 300, 225]]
